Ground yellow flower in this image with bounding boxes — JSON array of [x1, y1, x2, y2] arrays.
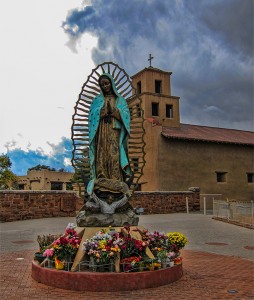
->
[[99, 240, 106, 249]]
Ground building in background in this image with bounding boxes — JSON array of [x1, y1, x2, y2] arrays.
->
[[19, 66, 253, 200], [18, 169, 73, 191], [129, 66, 254, 201]]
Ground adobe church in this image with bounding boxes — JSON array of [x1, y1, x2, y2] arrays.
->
[[129, 66, 254, 201]]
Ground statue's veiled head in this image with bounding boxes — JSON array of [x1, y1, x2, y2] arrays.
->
[[99, 76, 113, 95], [98, 73, 122, 97]]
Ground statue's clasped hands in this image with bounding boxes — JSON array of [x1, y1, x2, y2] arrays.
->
[[101, 103, 120, 123]]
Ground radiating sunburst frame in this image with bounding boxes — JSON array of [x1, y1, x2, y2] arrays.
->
[[71, 62, 145, 198]]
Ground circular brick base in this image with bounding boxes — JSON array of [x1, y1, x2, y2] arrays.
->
[[31, 261, 183, 292]]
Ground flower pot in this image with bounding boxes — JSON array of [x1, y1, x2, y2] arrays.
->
[[149, 265, 155, 271], [34, 252, 45, 264], [109, 262, 115, 272], [63, 255, 73, 271], [169, 261, 174, 267], [45, 258, 54, 268], [89, 257, 97, 272], [161, 261, 167, 269]]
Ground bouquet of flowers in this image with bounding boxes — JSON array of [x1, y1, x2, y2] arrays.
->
[[82, 229, 120, 266], [81, 226, 187, 272], [43, 228, 81, 263], [145, 230, 168, 256], [37, 233, 62, 253], [166, 232, 188, 249], [167, 251, 177, 262], [120, 256, 142, 272], [118, 226, 149, 259], [134, 228, 186, 268]]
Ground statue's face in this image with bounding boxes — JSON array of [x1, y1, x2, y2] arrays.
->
[[99, 77, 112, 94], [106, 194, 114, 204]]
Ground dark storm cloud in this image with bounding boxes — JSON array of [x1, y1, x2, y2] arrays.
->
[[7, 137, 74, 175], [63, 0, 254, 131], [191, 0, 254, 58]]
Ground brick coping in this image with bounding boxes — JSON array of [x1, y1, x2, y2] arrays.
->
[[134, 191, 195, 195], [0, 190, 77, 194], [31, 261, 183, 292], [1, 190, 195, 195]]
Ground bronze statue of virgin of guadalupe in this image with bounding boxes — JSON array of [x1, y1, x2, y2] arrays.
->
[[85, 73, 134, 215], [73, 62, 145, 227]]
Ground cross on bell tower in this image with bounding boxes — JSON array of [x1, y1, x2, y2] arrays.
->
[[148, 53, 154, 67]]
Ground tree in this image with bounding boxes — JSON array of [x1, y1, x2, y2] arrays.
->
[[0, 154, 18, 190], [28, 165, 56, 171]]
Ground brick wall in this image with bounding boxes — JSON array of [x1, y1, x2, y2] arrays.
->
[[0, 191, 84, 222], [130, 190, 200, 214], [0, 190, 200, 222]]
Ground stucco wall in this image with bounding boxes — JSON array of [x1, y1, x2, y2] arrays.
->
[[157, 138, 254, 201], [18, 169, 73, 190], [0, 191, 83, 222]]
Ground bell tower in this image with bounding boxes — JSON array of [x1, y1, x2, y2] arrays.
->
[[130, 66, 180, 128], [128, 64, 181, 191]]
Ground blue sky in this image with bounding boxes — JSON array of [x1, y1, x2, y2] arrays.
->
[[1, 0, 253, 175]]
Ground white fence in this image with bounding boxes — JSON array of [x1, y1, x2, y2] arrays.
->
[[200, 194, 222, 215], [213, 200, 254, 226]]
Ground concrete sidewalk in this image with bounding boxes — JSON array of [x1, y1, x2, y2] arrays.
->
[[1, 213, 253, 260], [0, 213, 253, 299]]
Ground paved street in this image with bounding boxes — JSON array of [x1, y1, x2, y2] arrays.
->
[[0, 213, 253, 299]]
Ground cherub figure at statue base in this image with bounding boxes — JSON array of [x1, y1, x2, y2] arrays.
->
[[76, 178, 139, 227]]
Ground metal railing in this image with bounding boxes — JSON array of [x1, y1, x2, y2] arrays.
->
[[185, 194, 222, 215], [213, 200, 254, 225]]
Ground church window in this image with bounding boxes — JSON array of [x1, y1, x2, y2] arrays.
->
[[137, 81, 141, 94], [155, 80, 162, 94], [51, 181, 63, 190], [247, 173, 254, 183], [152, 102, 159, 116], [166, 104, 173, 118], [216, 172, 227, 183]]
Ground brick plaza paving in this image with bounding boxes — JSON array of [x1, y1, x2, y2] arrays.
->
[[0, 214, 253, 299]]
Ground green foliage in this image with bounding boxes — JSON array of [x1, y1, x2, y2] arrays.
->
[[0, 154, 18, 189], [28, 164, 56, 171], [28, 165, 66, 172], [0, 154, 12, 169]]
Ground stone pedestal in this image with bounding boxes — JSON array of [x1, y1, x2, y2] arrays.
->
[[76, 208, 139, 227]]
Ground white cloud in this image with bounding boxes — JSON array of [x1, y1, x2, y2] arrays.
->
[[0, 0, 97, 154], [64, 157, 72, 167]]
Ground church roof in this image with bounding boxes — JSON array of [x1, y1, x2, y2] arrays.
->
[[161, 124, 254, 146], [131, 67, 172, 78]]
